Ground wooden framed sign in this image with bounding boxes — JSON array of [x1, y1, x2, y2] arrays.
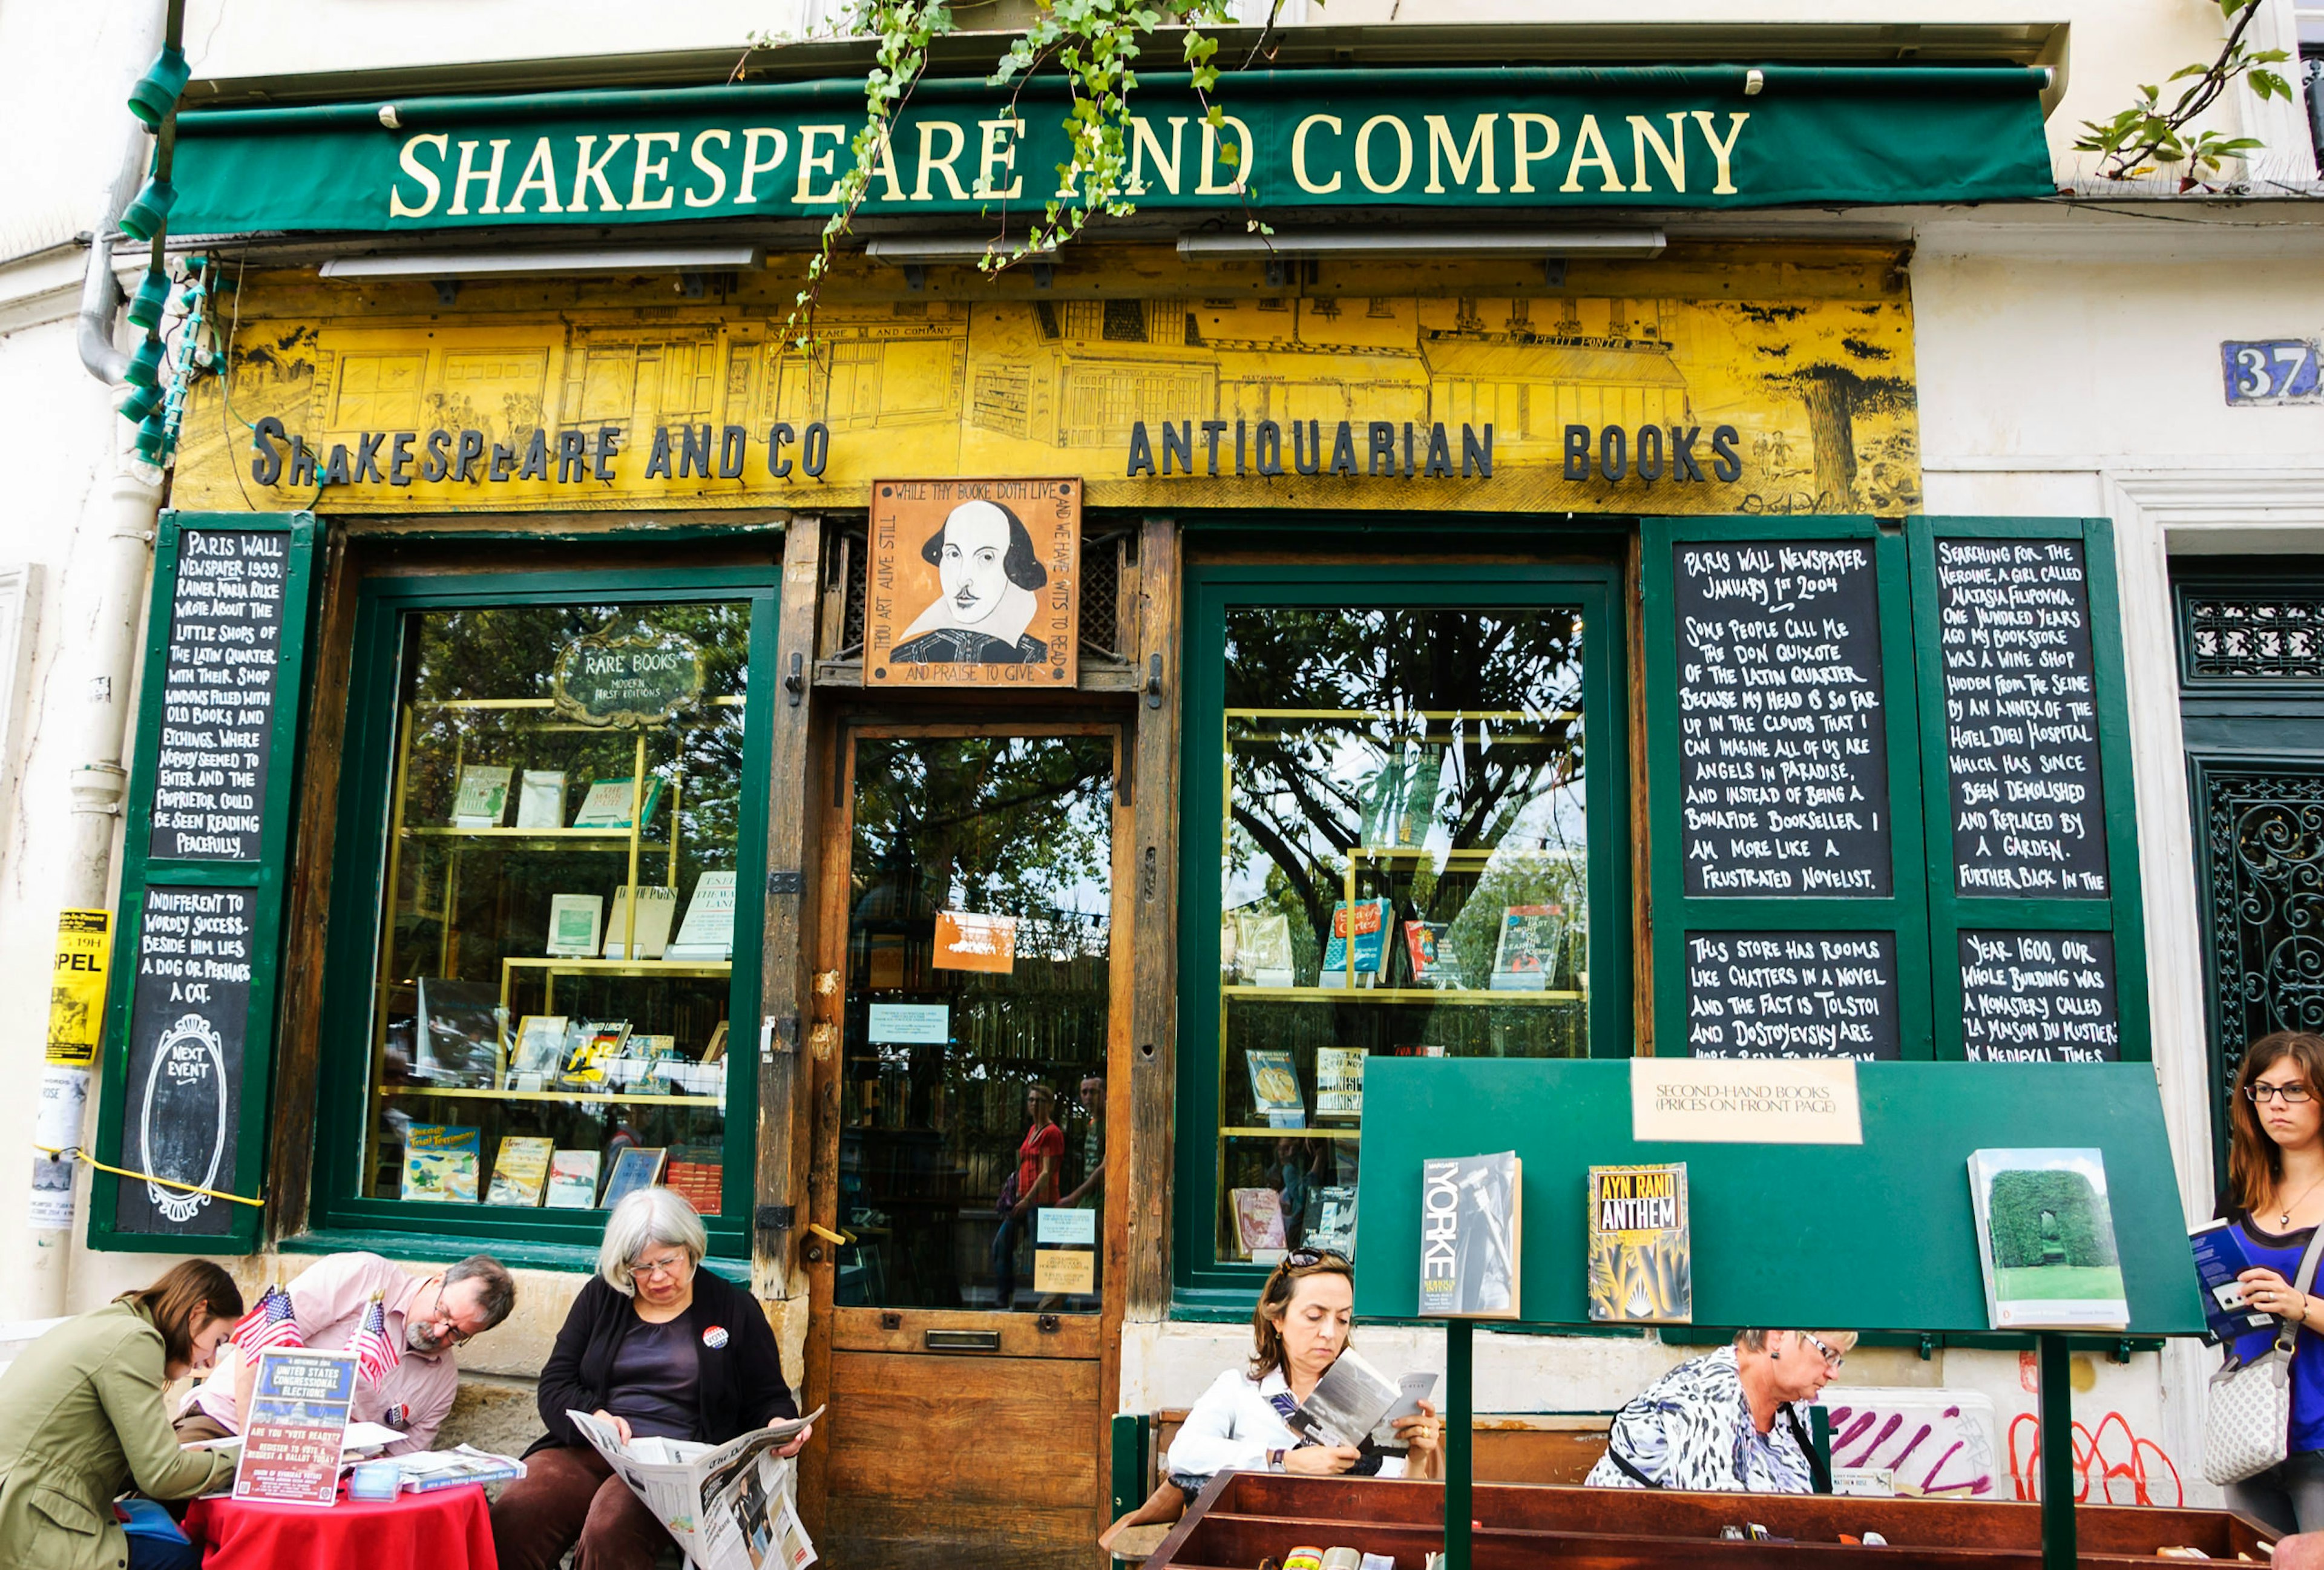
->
[[865, 478, 1080, 687]]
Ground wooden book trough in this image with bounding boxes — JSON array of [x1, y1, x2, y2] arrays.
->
[[1146, 1474, 2278, 1570]]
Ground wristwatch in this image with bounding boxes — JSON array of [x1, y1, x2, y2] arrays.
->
[[1267, 1449, 1287, 1472]]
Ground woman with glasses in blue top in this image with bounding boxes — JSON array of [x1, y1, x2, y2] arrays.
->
[[2216, 1031, 2324, 1532]]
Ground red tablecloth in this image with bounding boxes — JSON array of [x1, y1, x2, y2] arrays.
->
[[183, 1482, 496, 1570]]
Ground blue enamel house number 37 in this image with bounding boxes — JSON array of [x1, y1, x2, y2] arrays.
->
[[2222, 339, 2323, 404]]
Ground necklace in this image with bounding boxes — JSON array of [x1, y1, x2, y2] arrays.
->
[[2276, 1171, 2324, 1229]]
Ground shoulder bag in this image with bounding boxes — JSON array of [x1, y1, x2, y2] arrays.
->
[[2203, 1221, 2324, 1486]]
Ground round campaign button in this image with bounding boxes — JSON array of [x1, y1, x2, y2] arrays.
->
[[701, 1325, 729, 1349]]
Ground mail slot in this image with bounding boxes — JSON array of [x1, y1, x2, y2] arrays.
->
[[924, 1329, 1002, 1352]]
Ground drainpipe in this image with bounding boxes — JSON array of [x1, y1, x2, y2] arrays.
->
[[30, 2, 176, 1313]]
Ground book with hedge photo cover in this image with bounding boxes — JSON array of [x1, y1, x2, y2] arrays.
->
[[1968, 1148, 2129, 1330]]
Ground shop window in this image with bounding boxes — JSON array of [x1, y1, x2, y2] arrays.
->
[[320, 572, 773, 1256], [1176, 563, 1629, 1302]]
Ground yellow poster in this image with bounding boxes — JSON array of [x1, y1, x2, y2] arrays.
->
[[172, 248, 1919, 518], [46, 909, 111, 1066]]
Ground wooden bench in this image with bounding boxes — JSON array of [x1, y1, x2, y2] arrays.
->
[[1152, 1408, 1613, 1488]]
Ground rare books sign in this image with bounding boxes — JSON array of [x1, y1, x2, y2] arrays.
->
[[865, 479, 1080, 686]]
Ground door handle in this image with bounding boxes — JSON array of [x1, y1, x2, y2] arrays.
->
[[924, 1329, 1002, 1352]]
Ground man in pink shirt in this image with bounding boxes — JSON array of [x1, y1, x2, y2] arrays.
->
[[175, 1252, 515, 1455]]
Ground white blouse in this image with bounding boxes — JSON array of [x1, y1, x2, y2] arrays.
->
[[1166, 1366, 1409, 1482]]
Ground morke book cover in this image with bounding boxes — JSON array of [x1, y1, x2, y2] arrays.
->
[[1417, 1151, 1521, 1319]]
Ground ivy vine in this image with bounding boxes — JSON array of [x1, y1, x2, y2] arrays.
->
[[752, 0, 1290, 354], [2072, 0, 2291, 188]]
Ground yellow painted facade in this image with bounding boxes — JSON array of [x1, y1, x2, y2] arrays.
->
[[174, 246, 1919, 516]]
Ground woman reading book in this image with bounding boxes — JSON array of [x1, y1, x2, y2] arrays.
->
[[2213, 1031, 2324, 1533], [1097, 1250, 1441, 1553]]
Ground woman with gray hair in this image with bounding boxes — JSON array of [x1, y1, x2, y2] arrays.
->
[[1584, 1327, 1856, 1494], [490, 1189, 807, 1570]]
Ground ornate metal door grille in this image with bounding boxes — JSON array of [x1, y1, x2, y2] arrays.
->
[[2199, 765, 2324, 1098]]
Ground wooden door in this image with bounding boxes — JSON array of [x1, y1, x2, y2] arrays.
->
[[803, 724, 1129, 1568]]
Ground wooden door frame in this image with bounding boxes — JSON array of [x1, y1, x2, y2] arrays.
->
[[799, 716, 1135, 1540]]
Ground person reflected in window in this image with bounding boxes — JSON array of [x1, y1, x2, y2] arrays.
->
[[890, 499, 1051, 666], [1586, 1327, 1854, 1492], [491, 1189, 807, 1570], [1098, 1250, 1441, 1553], [2214, 1031, 2324, 1533], [993, 1084, 1063, 1310], [0, 1261, 244, 1570]]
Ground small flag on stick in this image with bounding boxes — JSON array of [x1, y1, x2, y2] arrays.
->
[[350, 1292, 400, 1387], [229, 1284, 303, 1356]]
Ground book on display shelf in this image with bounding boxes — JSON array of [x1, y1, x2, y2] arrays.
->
[[1244, 1049, 1305, 1129], [451, 765, 513, 829], [573, 775, 666, 830], [666, 870, 739, 962], [1222, 908, 1295, 987], [602, 1146, 669, 1209], [1320, 899, 1393, 987], [1587, 1163, 1692, 1324], [1403, 920, 1459, 988], [603, 884, 679, 960], [702, 1020, 730, 1062], [545, 1149, 602, 1209], [1307, 1184, 1359, 1260], [1314, 1047, 1367, 1120], [546, 895, 604, 958], [414, 977, 503, 1086], [510, 1014, 569, 1079], [1232, 1187, 1287, 1258], [562, 1021, 631, 1085], [402, 1124, 481, 1203], [485, 1137, 555, 1207], [666, 1157, 723, 1215], [514, 769, 567, 829], [1968, 1148, 2129, 1330], [1417, 1151, 1521, 1319], [1489, 904, 1566, 991]]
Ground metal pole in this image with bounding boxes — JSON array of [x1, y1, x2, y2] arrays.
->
[[2039, 1332, 2076, 1570], [1446, 1318, 1472, 1570]]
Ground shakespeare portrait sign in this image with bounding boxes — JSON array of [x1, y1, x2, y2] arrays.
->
[[866, 478, 1080, 688]]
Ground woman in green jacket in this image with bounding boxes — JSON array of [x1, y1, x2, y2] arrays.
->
[[0, 1260, 245, 1570]]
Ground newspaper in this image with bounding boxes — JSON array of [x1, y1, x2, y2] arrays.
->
[[570, 1407, 823, 1570]]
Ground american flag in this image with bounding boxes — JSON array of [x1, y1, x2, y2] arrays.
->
[[350, 1292, 401, 1387], [229, 1284, 303, 1356]]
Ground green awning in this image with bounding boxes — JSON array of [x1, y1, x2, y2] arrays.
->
[[168, 64, 2053, 236]]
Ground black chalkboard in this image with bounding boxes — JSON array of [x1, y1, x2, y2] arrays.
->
[[1958, 929, 2119, 1063], [113, 884, 249, 1236], [1682, 930, 1902, 1060], [1934, 538, 2108, 898], [1672, 540, 1891, 898], [146, 529, 291, 862]]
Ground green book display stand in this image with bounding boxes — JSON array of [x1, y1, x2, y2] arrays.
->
[[1354, 1060, 2208, 1570]]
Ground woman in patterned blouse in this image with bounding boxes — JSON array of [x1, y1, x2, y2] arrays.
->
[[1586, 1328, 1856, 1493]]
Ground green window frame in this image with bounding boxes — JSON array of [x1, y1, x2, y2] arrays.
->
[[307, 564, 778, 1267], [1172, 560, 1632, 1313]]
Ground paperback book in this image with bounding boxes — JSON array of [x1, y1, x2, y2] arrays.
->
[[1968, 1148, 2129, 1330], [451, 765, 513, 829], [1222, 908, 1295, 988], [1587, 1163, 1692, 1324], [666, 871, 739, 962], [1307, 1184, 1359, 1261], [666, 1157, 723, 1216], [510, 1014, 570, 1079], [1245, 1049, 1305, 1129], [414, 977, 502, 1086], [1315, 1047, 1367, 1120], [402, 1124, 481, 1203], [1403, 921, 1459, 989], [545, 895, 603, 958], [1490, 905, 1566, 991], [603, 884, 679, 961], [562, 1021, 631, 1085], [1417, 1151, 1521, 1319], [2189, 1220, 2277, 1346], [573, 776, 666, 830], [603, 1146, 668, 1209], [1231, 1187, 1287, 1258], [514, 770, 567, 830], [1320, 898, 1393, 988], [1286, 1345, 1437, 1454], [545, 1149, 602, 1209], [485, 1135, 554, 1207]]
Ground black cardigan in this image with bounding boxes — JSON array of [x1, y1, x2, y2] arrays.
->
[[528, 1270, 797, 1457]]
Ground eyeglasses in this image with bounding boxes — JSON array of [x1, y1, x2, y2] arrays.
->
[[421, 1283, 483, 1347], [632, 1253, 692, 1283], [1282, 1249, 1348, 1270], [1801, 1333, 1846, 1370], [2247, 1083, 2316, 1104]]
